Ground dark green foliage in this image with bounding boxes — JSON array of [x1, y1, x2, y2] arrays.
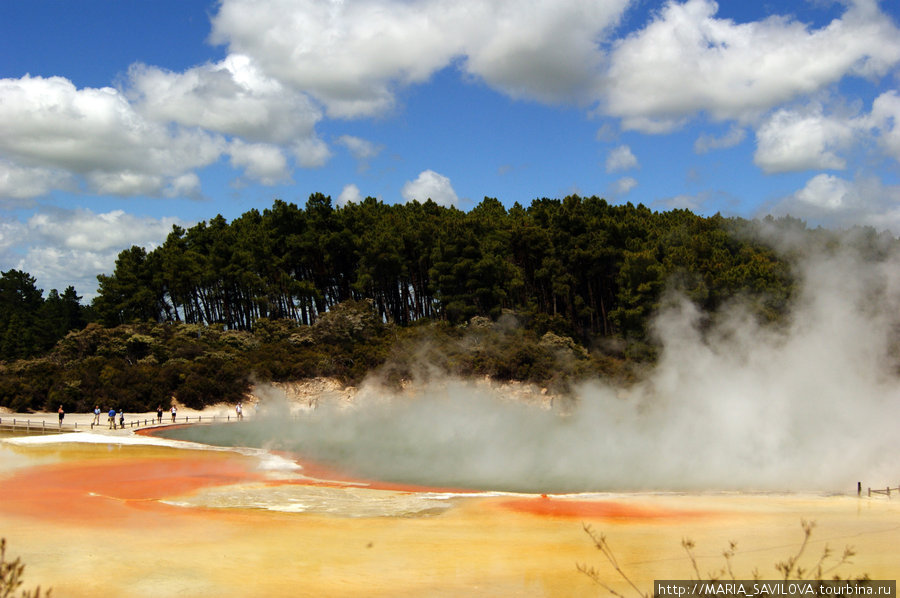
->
[[0, 270, 88, 361], [89, 195, 803, 346]]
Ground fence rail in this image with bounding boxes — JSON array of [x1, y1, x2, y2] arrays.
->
[[866, 485, 900, 497], [0, 418, 71, 434], [0, 413, 245, 435], [858, 482, 900, 497]]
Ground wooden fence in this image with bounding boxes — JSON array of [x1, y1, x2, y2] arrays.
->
[[0, 418, 71, 434], [0, 414, 245, 435], [858, 482, 900, 497]]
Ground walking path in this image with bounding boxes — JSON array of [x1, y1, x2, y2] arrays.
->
[[0, 405, 244, 436]]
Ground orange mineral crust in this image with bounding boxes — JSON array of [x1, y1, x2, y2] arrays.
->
[[495, 494, 714, 520], [0, 450, 267, 524], [2, 440, 900, 598]]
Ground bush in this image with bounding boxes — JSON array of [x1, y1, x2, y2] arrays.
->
[[577, 520, 866, 597], [0, 538, 50, 598]]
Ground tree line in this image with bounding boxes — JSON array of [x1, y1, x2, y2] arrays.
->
[[0, 270, 87, 362], [92, 194, 795, 345], [6, 193, 897, 413]]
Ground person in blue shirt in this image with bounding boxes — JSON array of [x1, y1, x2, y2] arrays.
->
[[108, 408, 117, 429]]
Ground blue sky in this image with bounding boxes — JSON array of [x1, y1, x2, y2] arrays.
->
[[2, 0, 900, 298]]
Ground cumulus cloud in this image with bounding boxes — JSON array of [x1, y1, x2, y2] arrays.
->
[[336, 135, 382, 161], [337, 183, 363, 206], [8, 207, 188, 298], [336, 135, 382, 172], [605, 144, 638, 172], [128, 54, 323, 145], [401, 169, 459, 206], [0, 75, 224, 199], [793, 173, 857, 210], [164, 173, 202, 199], [291, 137, 332, 169], [769, 174, 900, 233], [0, 161, 74, 200], [605, 0, 900, 132], [694, 125, 746, 154], [227, 140, 291, 185], [211, 0, 460, 117], [459, 0, 626, 104], [210, 0, 628, 116], [613, 176, 638, 195], [754, 103, 862, 173], [0, 217, 26, 258], [870, 90, 900, 162]]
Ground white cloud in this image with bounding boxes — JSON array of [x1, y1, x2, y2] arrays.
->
[[605, 144, 638, 173], [694, 125, 746, 154], [605, 0, 900, 132], [870, 90, 900, 162], [770, 174, 900, 233], [11, 207, 188, 297], [661, 192, 706, 213], [336, 135, 382, 160], [128, 54, 323, 145], [337, 183, 363, 206], [595, 123, 618, 143], [754, 103, 861, 173], [614, 177, 638, 195], [211, 0, 459, 117], [0, 161, 74, 200], [164, 173, 202, 199], [292, 137, 332, 169], [0, 75, 224, 199], [459, 1, 627, 104], [227, 140, 291, 184], [210, 0, 629, 116], [793, 173, 856, 210], [0, 217, 26, 257], [401, 169, 459, 207]]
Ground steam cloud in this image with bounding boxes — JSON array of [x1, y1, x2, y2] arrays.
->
[[181, 231, 900, 493]]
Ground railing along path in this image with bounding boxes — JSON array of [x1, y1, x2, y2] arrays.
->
[[0, 413, 245, 434], [861, 482, 900, 498]]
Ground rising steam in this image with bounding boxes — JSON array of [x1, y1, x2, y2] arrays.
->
[[173, 232, 900, 493]]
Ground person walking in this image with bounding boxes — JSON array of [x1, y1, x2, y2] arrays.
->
[[156, 405, 163, 424], [118, 409, 124, 429], [93, 406, 101, 426], [57, 405, 65, 428], [171, 405, 177, 423], [236, 402, 243, 420], [108, 408, 117, 429]]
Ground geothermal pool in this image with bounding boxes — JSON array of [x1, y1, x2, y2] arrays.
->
[[2, 426, 899, 598]]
